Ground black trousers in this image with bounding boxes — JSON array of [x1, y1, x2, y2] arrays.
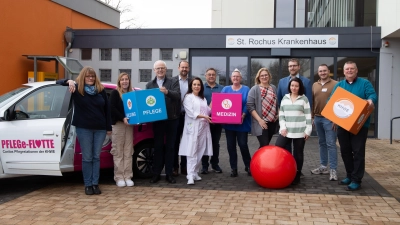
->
[[152, 119, 179, 176], [256, 120, 278, 149], [275, 134, 305, 172], [201, 123, 223, 168], [337, 127, 368, 183], [174, 113, 186, 169]]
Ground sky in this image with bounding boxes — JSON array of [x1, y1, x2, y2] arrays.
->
[[120, 0, 212, 29]]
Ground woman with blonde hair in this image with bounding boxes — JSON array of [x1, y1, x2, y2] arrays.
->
[[57, 66, 112, 195], [109, 73, 134, 187], [247, 68, 278, 148]]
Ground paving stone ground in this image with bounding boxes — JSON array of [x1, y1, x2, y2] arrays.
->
[[0, 135, 399, 224]]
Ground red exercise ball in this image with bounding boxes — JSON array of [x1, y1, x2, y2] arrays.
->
[[250, 145, 297, 189]]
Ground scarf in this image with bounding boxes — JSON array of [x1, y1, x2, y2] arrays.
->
[[84, 84, 97, 95]]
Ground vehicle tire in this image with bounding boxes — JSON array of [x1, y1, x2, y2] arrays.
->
[[132, 142, 155, 178]]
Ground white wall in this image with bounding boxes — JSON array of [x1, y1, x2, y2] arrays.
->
[[69, 48, 189, 90], [212, 0, 274, 28], [377, 0, 400, 38], [378, 39, 400, 139]]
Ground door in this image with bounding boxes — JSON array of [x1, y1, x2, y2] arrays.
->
[[0, 85, 71, 176]]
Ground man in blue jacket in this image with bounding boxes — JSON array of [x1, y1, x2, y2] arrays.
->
[[277, 58, 312, 109], [276, 58, 312, 178], [330, 61, 377, 191]]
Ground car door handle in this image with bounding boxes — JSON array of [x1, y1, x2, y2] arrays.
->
[[43, 131, 54, 135]]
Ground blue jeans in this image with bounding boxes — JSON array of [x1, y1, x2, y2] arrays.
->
[[225, 129, 251, 170], [76, 127, 107, 187], [202, 123, 223, 168], [314, 116, 338, 170]]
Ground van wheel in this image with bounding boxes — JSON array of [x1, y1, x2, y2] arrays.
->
[[132, 142, 154, 178]]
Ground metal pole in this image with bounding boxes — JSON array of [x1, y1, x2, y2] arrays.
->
[[34, 57, 37, 82], [390, 117, 400, 144]]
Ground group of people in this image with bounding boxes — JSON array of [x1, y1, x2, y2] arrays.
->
[[59, 57, 377, 194], [57, 68, 136, 195]]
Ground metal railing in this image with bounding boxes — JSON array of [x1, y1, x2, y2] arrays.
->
[[390, 116, 400, 144]]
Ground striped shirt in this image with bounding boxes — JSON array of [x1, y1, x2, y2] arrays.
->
[[279, 94, 312, 138]]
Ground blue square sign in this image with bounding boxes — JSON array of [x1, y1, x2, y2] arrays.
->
[[122, 89, 168, 124]]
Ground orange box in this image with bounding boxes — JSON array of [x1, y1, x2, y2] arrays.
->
[[321, 87, 374, 135]]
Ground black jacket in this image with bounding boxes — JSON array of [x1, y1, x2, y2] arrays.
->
[[109, 89, 125, 125], [171, 75, 193, 114], [146, 76, 181, 120]]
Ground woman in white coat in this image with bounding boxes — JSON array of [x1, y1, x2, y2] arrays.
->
[[179, 77, 213, 185]]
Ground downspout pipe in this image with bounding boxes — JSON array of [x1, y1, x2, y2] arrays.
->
[[64, 42, 71, 79]]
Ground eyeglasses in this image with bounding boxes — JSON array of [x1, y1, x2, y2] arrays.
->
[[206, 74, 216, 77], [85, 75, 96, 79], [260, 74, 269, 78], [155, 67, 166, 71]]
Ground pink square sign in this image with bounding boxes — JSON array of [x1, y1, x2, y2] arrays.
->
[[211, 93, 242, 124]]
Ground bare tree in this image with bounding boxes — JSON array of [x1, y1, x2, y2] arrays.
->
[[98, 0, 143, 29]]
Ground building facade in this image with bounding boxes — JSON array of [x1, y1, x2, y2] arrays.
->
[[16, 0, 397, 140], [0, 0, 119, 94]]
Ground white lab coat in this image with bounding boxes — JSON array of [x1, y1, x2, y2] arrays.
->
[[178, 93, 213, 157]]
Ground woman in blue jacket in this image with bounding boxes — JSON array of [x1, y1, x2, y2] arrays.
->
[[221, 69, 251, 177]]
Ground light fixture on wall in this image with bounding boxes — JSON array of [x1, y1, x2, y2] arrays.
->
[[384, 41, 389, 48], [179, 51, 187, 60]]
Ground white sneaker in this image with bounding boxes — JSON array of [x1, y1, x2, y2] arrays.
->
[[125, 179, 134, 187], [116, 180, 126, 187], [187, 177, 194, 185], [329, 169, 338, 181], [310, 165, 329, 175], [193, 174, 202, 181]]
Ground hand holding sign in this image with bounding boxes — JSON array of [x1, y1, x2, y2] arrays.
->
[[160, 86, 168, 95]]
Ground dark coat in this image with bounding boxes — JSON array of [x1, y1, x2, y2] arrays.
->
[[146, 76, 181, 120]]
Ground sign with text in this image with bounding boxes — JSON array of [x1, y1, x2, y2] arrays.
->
[[211, 93, 242, 124], [321, 87, 373, 135], [226, 35, 338, 48], [122, 89, 167, 124]]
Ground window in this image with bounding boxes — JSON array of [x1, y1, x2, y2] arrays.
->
[[191, 57, 227, 86], [100, 49, 112, 61], [166, 69, 173, 78], [14, 86, 69, 120], [139, 69, 152, 82], [99, 69, 112, 82], [81, 49, 92, 60], [119, 69, 132, 79], [250, 58, 279, 87], [120, 49, 132, 61], [161, 49, 173, 61], [140, 48, 152, 61], [275, 0, 295, 28], [229, 57, 248, 86]]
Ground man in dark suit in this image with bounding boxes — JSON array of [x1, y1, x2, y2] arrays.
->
[[146, 60, 181, 184], [172, 60, 192, 176]]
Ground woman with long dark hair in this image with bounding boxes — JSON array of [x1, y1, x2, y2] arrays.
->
[[178, 77, 213, 185], [275, 77, 312, 185]]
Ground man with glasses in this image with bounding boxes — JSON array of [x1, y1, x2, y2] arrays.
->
[[276, 58, 312, 179], [146, 60, 181, 184], [201, 68, 224, 174], [172, 61, 192, 176]]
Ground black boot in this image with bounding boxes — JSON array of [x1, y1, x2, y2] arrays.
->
[[291, 171, 301, 185]]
